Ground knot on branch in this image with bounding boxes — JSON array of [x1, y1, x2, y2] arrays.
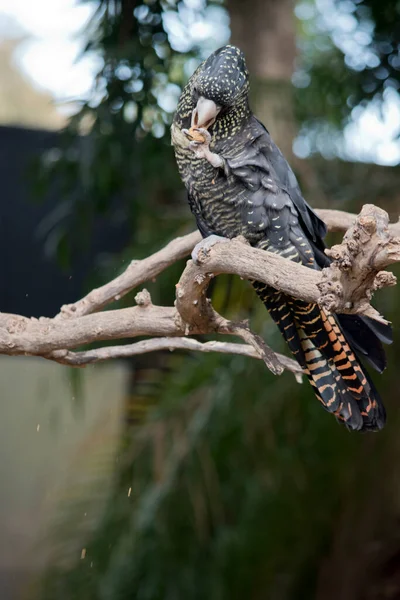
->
[[135, 289, 152, 307], [6, 316, 28, 334], [225, 320, 284, 376], [318, 204, 399, 323], [175, 272, 216, 333], [57, 303, 78, 319], [373, 271, 397, 291]]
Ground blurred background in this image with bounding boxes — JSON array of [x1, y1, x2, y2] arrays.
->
[[0, 0, 400, 598]]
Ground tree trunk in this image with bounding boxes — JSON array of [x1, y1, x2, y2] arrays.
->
[[228, 0, 297, 160]]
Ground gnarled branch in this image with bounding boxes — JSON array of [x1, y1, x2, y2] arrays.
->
[[48, 337, 302, 376], [316, 208, 400, 237], [0, 205, 398, 375], [318, 204, 400, 323], [56, 231, 202, 319]]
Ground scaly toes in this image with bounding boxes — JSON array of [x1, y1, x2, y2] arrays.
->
[[191, 234, 230, 264], [193, 128, 211, 144], [189, 140, 204, 151]]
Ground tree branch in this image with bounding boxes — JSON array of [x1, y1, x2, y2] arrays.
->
[[1, 206, 398, 376], [318, 204, 400, 323], [56, 231, 202, 319], [315, 208, 400, 236], [47, 337, 302, 379], [54, 208, 400, 321]]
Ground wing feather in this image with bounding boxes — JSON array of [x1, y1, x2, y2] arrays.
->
[[225, 116, 391, 374]]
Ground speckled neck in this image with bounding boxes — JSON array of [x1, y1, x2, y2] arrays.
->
[[212, 95, 252, 140]]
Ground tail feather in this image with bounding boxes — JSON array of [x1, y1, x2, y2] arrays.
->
[[297, 328, 364, 430], [253, 282, 386, 431], [337, 313, 391, 373]]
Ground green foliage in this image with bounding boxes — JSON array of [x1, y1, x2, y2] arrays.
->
[[29, 1, 400, 599], [34, 346, 394, 600], [33, 0, 229, 266], [34, 1, 187, 265], [295, 0, 400, 155]]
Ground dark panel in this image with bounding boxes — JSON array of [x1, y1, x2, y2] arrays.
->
[[0, 125, 129, 317]]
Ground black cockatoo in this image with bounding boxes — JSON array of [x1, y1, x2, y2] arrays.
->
[[171, 45, 392, 431]]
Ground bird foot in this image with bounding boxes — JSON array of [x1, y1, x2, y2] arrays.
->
[[192, 234, 230, 264], [182, 128, 224, 169]]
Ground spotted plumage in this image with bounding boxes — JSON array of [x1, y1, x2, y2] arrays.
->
[[171, 45, 392, 431]]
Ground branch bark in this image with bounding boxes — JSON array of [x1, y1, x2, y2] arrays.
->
[[47, 337, 302, 377], [0, 206, 398, 374], [316, 208, 400, 237], [56, 231, 201, 319], [318, 204, 400, 323], [54, 207, 400, 321]]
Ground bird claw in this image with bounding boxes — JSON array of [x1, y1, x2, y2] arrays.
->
[[182, 128, 211, 146], [194, 128, 212, 145], [182, 127, 224, 169], [183, 128, 212, 157], [191, 234, 230, 264], [190, 142, 207, 156]]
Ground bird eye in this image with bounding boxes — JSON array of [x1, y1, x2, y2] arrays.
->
[[192, 83, 201, 97]]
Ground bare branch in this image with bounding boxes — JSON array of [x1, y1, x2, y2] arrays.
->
[[0, 205, 398, 378], [56, 230, 201, 319], [52, 208, 399, 323], [225, 322, 285, 375], [175, 250, 285, 375], [177, 237, 321, 307], [0, 305, 183, 355], [175, 206, 399, 324], [1, 299, 293, 376], [315, 208, 400, 236], [47, 337, 302, 376], [318, 204, 400, 323]]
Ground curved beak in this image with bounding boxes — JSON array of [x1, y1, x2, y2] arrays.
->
[[191, 96, 221, 129]]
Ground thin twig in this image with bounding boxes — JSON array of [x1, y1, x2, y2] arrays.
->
[[56, 230, 201, 319], [47, 337, 302, 375]]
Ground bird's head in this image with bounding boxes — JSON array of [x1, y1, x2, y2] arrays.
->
[[179, 45, 250, 131]]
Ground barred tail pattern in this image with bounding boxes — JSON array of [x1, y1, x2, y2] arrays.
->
[[253, 282, 386, 431]]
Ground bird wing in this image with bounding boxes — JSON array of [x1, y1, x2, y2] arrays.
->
[[224, 117, 391, 373], [225, 119, 321, 268], [220, 117, 389, 430], [255, 119, 327, 240]]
